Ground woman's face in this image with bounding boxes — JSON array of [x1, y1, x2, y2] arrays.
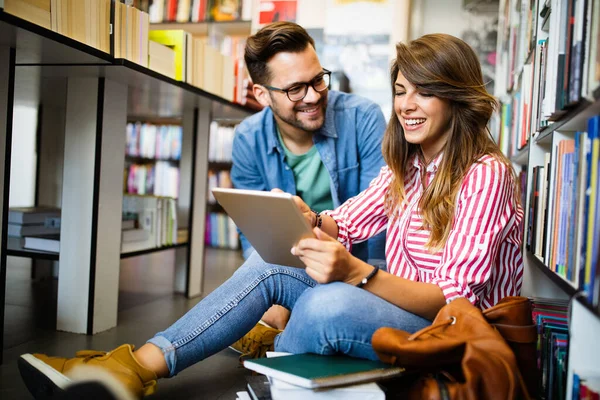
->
[[394, 70, 453, 161]]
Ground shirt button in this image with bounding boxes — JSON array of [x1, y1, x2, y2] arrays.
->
[[285, 166, 290, 170]]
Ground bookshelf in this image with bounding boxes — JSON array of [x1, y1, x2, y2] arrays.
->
[[205, 120, 239, 250], [150, 20, 252, 36], [120, 242, 188, 259], [0, 6, 253, 363], [494, 0, 600, 398]]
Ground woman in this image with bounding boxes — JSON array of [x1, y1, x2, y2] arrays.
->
[[19, 33, 523, 399]]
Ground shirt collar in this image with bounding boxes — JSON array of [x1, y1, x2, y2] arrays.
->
[[411, 151, 444, 173]]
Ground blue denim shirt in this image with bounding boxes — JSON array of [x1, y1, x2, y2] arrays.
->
[[231, 90, 387, 264]]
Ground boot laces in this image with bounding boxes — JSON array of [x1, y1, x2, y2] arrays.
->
[[73, 350, 108, 362]]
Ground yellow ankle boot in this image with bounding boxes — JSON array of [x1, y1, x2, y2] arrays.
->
[[18, 344, 158, 399]]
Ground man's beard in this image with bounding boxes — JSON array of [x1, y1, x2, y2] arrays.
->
[[270, 93, 328, 133]]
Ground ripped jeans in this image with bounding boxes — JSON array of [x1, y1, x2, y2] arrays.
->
[[147, 251, 431, 376]]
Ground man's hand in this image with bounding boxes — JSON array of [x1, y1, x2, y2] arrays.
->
[[271, 188, 316, 228]]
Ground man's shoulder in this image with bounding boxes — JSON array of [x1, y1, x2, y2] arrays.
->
[[236, 107, 273, 138], [328, 91, 379, 114]]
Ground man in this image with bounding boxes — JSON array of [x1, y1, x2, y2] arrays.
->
[[229, 21, 387, 349], [17, 22, 387, 399]]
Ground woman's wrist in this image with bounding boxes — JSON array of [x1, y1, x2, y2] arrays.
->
[[311, 209, 322, 229], [346, 259, 375, 286]]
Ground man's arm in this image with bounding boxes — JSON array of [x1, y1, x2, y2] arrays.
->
[[357, 103, 387, 263], [357, 103, 387, 190], [230, 131, 266, 258]]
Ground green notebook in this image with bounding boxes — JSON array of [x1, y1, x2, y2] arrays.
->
[[243, 354, 405, 389]]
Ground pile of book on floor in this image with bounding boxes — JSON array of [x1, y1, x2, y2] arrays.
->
[[8, 206, 61, 253], [238, 352, 403, 400]]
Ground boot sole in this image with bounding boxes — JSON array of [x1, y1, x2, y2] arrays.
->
[[18, 354, 70, 399]]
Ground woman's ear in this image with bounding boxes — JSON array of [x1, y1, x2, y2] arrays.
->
[[253, 84, 272, 108]]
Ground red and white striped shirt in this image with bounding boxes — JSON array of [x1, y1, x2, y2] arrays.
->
[[325, 153, 524, 310]]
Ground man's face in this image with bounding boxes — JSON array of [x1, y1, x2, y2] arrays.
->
[[260, 46, 328, 133]]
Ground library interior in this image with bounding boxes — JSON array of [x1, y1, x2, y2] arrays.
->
[[0, 0, 599, 399]]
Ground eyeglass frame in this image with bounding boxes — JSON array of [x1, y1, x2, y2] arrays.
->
[[263, 69, 332, 102]]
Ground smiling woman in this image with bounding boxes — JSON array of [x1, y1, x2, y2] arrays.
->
[[382, 33, 509, 252], [393, 73, 453, 162]]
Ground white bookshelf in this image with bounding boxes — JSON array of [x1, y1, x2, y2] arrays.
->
[[496, 0, 600, 397]]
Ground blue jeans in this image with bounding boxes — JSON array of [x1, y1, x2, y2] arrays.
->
[[147, 252, 431, 377]]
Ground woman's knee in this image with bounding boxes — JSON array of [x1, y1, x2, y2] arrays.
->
[[291, 283, 356, 325]]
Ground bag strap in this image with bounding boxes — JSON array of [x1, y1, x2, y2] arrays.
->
[[408, 317, 456, 341], [491, 323, 538, 343]]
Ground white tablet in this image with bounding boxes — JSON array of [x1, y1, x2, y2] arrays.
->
[[212, 188, 315, 268]]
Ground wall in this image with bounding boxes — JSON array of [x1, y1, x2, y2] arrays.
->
[[265, 0, 410, 117], [410, 0, 498, 92]]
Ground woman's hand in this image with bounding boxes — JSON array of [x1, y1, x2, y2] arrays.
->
[[291, 228, 370, 284], [271, 188, 316, 228]]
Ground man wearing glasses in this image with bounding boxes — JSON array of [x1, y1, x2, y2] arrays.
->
[[230, 21, 386, 355]]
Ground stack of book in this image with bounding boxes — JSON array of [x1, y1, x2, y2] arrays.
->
[[145, 0, 253, 23], [8, 206, 61, 253], [2, 0, 112, 54], [525, 115, 600, 308], [148, 30, 237, 100], [530, 297, 569, 399], [113, 0, 150, 66], [204, 212, 237, 249], [494, 0, 600, 157], [121, 194, 178, 253], [239, 352, 400, 400], [208, 121, 237, 162], [125, 122, 183, 161]]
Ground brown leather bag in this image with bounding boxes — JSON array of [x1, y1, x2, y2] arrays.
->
[[372, 297, 538, 400]]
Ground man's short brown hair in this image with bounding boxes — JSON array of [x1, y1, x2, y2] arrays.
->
[[244, 21, 315, 86]]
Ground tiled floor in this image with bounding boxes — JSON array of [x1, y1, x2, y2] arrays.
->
[[1, 247, 253, 399]]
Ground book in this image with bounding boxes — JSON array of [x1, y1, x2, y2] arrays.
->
[[121, 228, 149, 243], [23, 235, 60, 253], [246, 376, 271, 400], [269, 377, 385, 400], [121, 219, 136, 230], [8, 206, 60, 225], [3, 0, 51, 29], [148, 30, 189, 81], [236, 392, 252, 400], [243, 353, 404, 389], [8, 223, 60, 237]]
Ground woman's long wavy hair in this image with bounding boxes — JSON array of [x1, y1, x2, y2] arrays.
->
[[383, 33, 517, 251]]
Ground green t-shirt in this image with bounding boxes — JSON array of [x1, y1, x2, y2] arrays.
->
[[277, 129, 334, 212]]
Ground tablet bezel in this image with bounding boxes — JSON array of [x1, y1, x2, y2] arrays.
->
[[212, 188, 315, 268]]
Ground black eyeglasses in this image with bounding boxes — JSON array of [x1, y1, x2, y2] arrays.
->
[[264, 69, 331, 102]]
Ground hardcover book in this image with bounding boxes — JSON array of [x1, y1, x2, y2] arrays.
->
[[243, 353, 404, 389]]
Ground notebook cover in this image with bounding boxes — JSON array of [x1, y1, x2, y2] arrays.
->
[[243, 354, 404, 389]]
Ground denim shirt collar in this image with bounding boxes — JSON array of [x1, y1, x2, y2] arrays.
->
[[265, 106, 338, 155]]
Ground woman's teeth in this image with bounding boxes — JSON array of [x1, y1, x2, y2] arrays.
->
[[405, 118, 426, 126]]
